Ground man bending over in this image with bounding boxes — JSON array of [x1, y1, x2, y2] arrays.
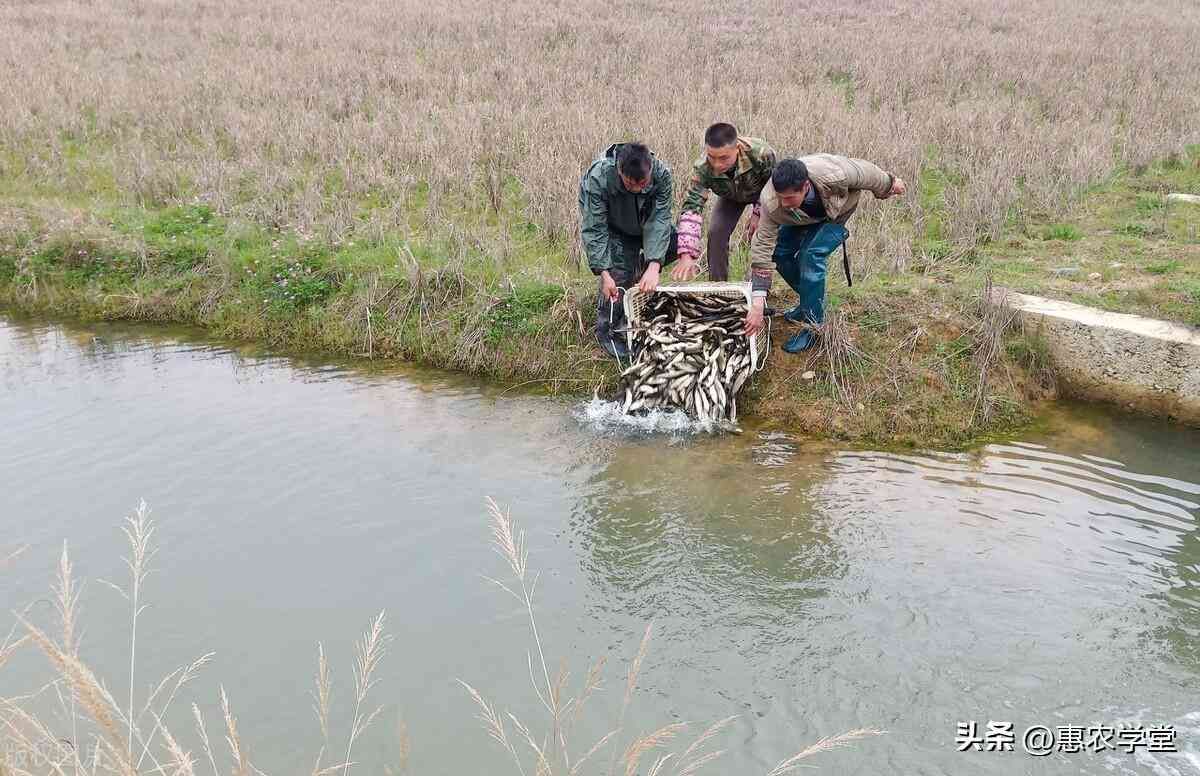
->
[[673, 122, 776, 283], [579, 142, 678, 358], [744, 155, 906, 352]]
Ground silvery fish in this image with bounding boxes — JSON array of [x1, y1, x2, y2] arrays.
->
[[619, 291, 756, 423]]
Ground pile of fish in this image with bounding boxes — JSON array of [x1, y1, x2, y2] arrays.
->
[[620, 292, 754, 423]]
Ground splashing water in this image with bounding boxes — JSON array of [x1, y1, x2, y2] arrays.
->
[[573, 396, 740, 436]]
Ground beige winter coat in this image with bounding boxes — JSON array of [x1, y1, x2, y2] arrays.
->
[[749, 154, 896, 295]]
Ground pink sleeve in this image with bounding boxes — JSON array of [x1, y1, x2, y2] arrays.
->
[[677, 211, 702, 256]]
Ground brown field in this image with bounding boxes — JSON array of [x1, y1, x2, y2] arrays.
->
[[4, 0, 1200, 261]]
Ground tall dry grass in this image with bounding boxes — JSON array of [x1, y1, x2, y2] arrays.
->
[[1, 500, 391, 776], [459, 498, 884, 776], [2, 499, 883, 773], [2, 0, 1199, 271]]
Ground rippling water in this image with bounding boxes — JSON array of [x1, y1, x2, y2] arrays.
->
[[1, 314, 1197, 775]]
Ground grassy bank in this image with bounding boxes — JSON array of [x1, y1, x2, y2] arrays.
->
[[4, 150, 1199, 446], [1, 188, 1052, 448], [979, 150, 1200, 326]]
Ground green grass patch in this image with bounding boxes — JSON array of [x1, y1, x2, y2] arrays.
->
[[243, 244, 339, 313], [1135, 193, 1165, 215], [0, 254, 17, 283], [1144, 259, 1180, 275], [825, 68, 856, 107], [1037, 223, 1083, 241], [487, 281, 565, 344], [25, 234, 137, 287], [1116, 222, 1150, 237], [916, 161, 957, 243]]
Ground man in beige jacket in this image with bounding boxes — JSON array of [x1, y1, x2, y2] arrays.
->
[[744, 155, 906, 352]]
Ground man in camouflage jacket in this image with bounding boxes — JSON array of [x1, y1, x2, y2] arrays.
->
[[673, 123, 776, 282], [578, 142, 678, 358], [744, 154, 907, 352]]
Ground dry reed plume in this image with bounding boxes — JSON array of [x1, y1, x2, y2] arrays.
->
[[1, 498, 883, 774], [0, 500, 390, 776], [2, 0, 1199, 273], [462, 498, 884, 776]]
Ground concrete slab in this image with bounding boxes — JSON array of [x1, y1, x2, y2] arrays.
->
[[994, 289, 1200, 424]]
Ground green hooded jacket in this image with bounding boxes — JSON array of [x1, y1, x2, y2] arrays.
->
[[578, 143, 674, 275]]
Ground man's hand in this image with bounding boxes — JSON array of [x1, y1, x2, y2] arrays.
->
[[889, 177, 907, 196], [746, 210, 760, 242], [743, 297, 766, 336], [670, 255, 700, 281], [600, 270, 620, 302], [637, 262, 661, 294]]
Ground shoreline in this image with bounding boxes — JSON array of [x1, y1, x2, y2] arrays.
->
[[0, 200, 1047, 449], [2, 193, 1193, 448]]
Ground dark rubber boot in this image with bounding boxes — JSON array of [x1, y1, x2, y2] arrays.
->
[[595, 271, 630, 359], [783, 330, 818, 353]]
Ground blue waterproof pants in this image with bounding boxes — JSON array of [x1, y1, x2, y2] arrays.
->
[[774, 221, 849, 326], [773, 222, 848, 352]]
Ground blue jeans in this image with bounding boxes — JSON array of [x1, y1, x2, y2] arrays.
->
[[773, 222, 849, 326]]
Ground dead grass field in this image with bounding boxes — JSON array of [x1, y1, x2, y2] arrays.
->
[[3, 4, 1200, 771], [3, 0, 1200, 260]]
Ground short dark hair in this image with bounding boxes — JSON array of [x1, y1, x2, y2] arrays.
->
[[771, 159, 810, 193], [616, 143, 652, 180], [703, 122, 738, 148]]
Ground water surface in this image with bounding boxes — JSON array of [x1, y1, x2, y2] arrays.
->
[[1, 314, 1197, 775]]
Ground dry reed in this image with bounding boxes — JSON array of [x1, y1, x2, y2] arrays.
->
[[464, 499, 884, 776], [4, 498, 884, 775], [2, 501, 395, 776], [971, 277, 1020, 426], [764, 728, 887, 776], [313, 644, 332, 742], [2, 0, 1198, 273], [817, 310, 872, 408], [342, 611, 389, 776], [95, 499, 156, 764]]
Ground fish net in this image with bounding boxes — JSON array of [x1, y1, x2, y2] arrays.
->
[[623, 282, 769, 371]]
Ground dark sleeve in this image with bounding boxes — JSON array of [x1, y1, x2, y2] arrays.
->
[[578, 172, 612, 275], [643, 166, 673, 264], [679, 163, 710, 216]]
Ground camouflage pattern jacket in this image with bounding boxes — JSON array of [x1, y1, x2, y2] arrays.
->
[[578, 143, 674, 276], [679, 136, 777, 215]]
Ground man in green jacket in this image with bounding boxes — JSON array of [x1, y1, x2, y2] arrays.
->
[[673, 123, 776, 282], [578, 142, 678, 359], [744, 155, 907, 352]]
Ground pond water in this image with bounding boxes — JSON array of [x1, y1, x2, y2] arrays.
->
[[1, 313, 1197, 775]]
